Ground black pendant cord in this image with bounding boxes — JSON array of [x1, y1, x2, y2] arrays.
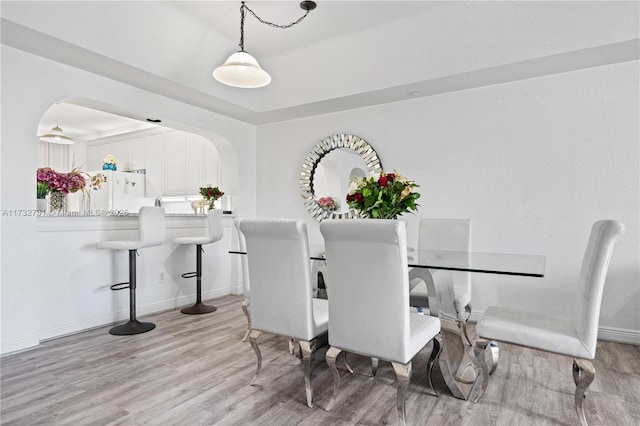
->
[[238, 1, 314, 51]]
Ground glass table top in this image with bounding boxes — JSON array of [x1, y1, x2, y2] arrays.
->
[[409, 249, 545, 277], [231, 247, 546, 278]]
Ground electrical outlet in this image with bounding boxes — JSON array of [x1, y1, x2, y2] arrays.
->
[[159, 272, 166, 283]]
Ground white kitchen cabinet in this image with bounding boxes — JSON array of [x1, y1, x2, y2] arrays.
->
[[145, 133, 164, 198], [37, 142, 69, 170], [128, 137, 146, 170], [163, 131, 187, 196], [185, 134, 204, 195], [88, 129, 219, 198], [203, 140, 220, 187], [110, 140, 129, 171], [87, 142, 112, 171]]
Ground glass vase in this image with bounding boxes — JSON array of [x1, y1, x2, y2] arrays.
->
[[36, 198, 47, 213], [49, 191, 68, 213], [81, 192, 91, 215]]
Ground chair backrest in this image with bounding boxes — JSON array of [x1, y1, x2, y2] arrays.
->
[[233, 218, 250, 299], [320, 219, 411, 362], [138, 206, 166, 248], [238, 219, 316, 341], [419, 218, 471, 292], [572, 220, 625, 358], [205, 209, 224, 243]]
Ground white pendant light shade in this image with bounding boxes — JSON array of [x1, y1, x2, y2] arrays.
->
[[39, 126, 74, 145], [213, 51, 271, 88]]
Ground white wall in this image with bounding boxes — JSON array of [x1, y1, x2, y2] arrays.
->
[[256, 61, 640, 342], [0, 46, 257, 354]]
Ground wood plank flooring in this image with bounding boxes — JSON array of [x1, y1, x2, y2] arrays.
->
[[2, 295, 639, 425]]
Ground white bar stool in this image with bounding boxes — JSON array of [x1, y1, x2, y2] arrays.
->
[[174, 209, 224, 314], [97, 206, 166, 335]]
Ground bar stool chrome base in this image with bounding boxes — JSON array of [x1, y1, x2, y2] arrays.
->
[[178, 245, 217, 315], [174, 210, 224, 316], [181, 302, 217, 315], [108, 251, 157, 335], [110, 320, 156, 335]]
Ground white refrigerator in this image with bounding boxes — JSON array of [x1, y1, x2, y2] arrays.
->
[[88, 170, 148, 213]]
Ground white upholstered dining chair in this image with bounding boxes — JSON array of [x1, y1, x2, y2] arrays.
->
[[320, 219, 441, 424], [471, 220, 625, 426], [238, 219, 329, 408]]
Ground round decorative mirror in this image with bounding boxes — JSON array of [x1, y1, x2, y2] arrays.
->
[[300, 133, 383, 221]]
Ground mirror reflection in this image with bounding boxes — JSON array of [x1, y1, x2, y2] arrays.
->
[[312, 148, 367, 214], [300, 133, 382, 221]]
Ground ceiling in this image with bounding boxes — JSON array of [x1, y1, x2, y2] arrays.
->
[[2, 1, 639, 133]]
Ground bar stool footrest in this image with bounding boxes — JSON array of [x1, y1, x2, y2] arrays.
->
[[110, 282, 130, 291], [181, 303, 217, 315], [181, 272, 198, 279]]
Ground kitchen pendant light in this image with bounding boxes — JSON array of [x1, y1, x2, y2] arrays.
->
[[213, 1, 316, 89], [39, 103, 74, 144]]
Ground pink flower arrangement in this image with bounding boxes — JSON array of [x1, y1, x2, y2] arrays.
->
[[318, 196, 337, 211], [37, 167, 87, 196]]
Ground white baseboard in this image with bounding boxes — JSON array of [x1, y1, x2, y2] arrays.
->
[[597, 325, 640, 345], [470, 311, 640, 345], [35, 287, 233, 342], [0, 335, 40, 356]]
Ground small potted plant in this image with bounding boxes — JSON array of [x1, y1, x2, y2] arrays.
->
[[36, 167, 53, 211], [102, 155, 117, 171]]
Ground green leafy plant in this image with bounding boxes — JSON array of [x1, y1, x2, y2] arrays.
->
[[346, 170, 420, 219]]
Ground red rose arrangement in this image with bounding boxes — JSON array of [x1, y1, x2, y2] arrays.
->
[[199, 186, 224, 210], [346, 170, 420, 219]]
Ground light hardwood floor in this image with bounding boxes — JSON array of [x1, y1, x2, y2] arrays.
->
[[2, 295, 639, 425]]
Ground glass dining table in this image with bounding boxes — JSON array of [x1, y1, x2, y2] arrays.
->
[[231, 247, 546, 400], [312, 248, 545, 277]]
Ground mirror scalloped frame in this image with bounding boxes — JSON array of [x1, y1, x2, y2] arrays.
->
[[300, 133, 383, 221]]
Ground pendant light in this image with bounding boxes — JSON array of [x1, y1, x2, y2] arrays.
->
[[213, 1, 316, 89], [39, 103, 74, 144]]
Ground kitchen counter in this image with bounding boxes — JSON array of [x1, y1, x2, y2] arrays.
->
[[34, 211, 242, 342], [36, 211, 235, 232], [34, 211, 234, 218]]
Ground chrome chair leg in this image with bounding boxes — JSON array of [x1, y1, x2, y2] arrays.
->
[[573, 358, 595, 426], [391, 361, 412, 425], [248, 329, 262, 385], [299, 340, 316, 408], [325, 346, 342, 411], [371, 357, 379, 377], [241, 302, 250, 342], [487, 340, 500, 375], [342, 351, 354, 374]]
